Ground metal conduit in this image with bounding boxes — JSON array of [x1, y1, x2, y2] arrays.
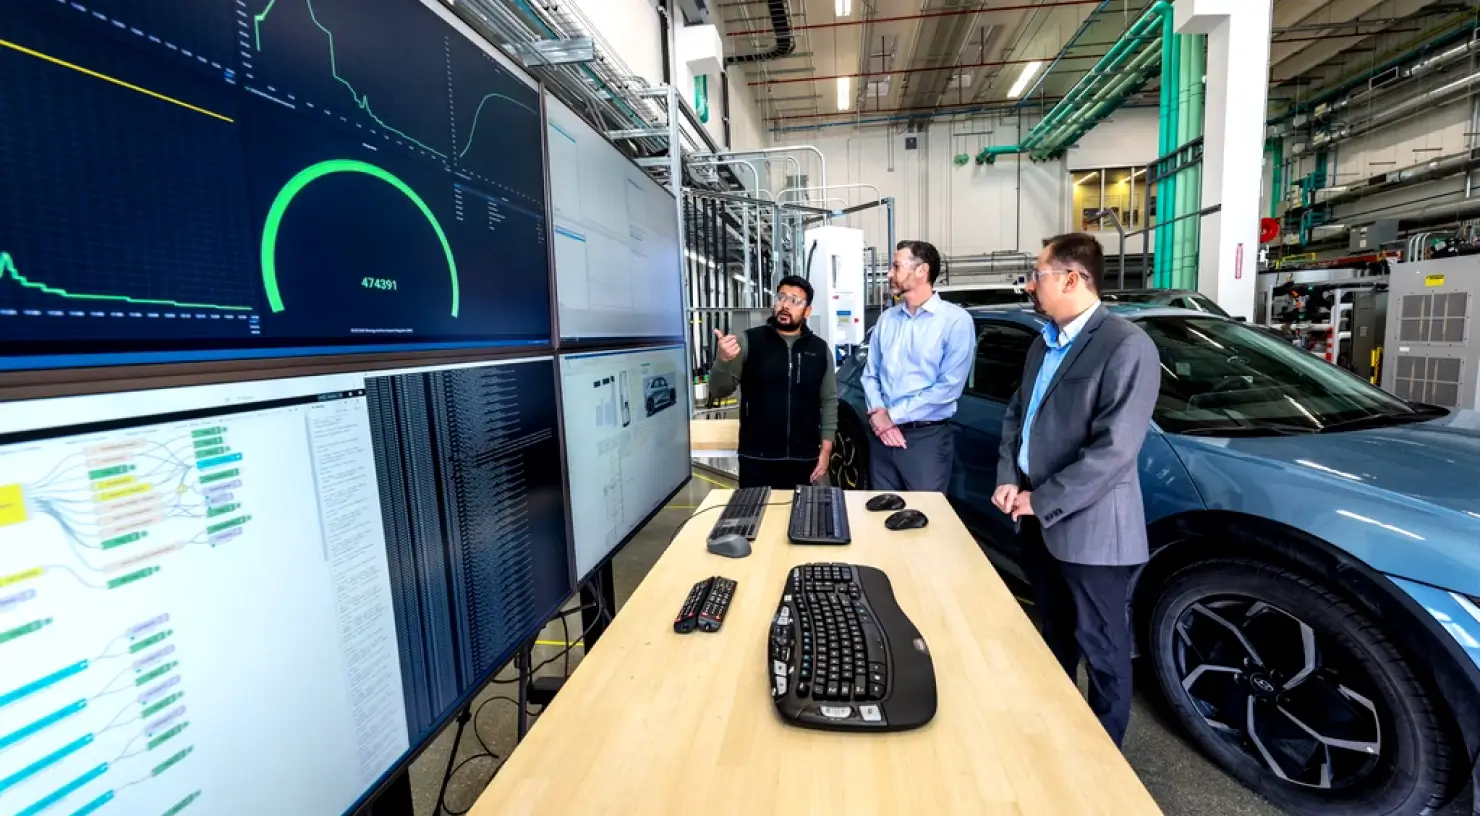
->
[[1314, 69, 1480, 148], [1318, 39, 1480, 121]]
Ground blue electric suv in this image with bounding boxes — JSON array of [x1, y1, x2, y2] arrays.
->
[[831, 303, 1480, 815]]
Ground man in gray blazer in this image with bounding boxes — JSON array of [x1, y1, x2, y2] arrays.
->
[[992, 232, 1161, 747]]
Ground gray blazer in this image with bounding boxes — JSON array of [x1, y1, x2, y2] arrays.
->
[[995, 306, 1161, 566]]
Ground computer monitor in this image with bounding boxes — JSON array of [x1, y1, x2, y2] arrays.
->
[[545, 93, 685, 345], [559, 345, 691, 581], [0, 357, 572, 815], [0, 0, 551, 370]]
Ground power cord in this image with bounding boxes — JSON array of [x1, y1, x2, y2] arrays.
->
[[434, 694, 535, 816], [490, 591, 607, 686]]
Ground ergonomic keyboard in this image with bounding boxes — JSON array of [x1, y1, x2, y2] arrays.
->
[[707, 487, 771, 540], [767, 563, 937, 732], [787, 486, 851, 545]]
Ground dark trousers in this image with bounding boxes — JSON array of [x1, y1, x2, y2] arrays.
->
[[1018, 516, 1136, 747], [868, 423, 954, 492], [738, 456, 815, 490]]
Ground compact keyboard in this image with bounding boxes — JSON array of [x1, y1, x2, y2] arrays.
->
[[767, 563, 936, 732], [707, 486, 771, 540], [787, 486, 851, 545]]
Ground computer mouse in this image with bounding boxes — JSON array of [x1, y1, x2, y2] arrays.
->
[[885, 509, 929, 531], [707, 533, 752, 558], [866, 493, 906, 512]]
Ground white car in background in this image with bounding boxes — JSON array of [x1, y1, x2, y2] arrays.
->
[[934, 283, 1031, 307]]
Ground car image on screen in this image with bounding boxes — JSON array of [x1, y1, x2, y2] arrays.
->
[[830, 302, 1480, 816], [644, 374, 677, 417]]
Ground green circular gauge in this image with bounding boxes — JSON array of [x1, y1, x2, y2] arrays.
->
[[260, 159, 458, 316]]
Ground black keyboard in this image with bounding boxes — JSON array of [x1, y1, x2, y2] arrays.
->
[[707, 487, 770, 540], [787, 486, 851, 545], [767, 563, 936, 732]]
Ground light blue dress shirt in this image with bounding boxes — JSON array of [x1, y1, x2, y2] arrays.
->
[[1018, 301, 1100, 474], [861, 294, 977, 425]]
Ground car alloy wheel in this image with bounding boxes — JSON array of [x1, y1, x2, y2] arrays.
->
[[1174, 596, 1381, 790], [829, 418, 867, 489], [1149, 558, 1454, 815]]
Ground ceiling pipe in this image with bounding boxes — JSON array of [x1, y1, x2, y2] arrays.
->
[[694, 146, 827, 192], [769, 94, 1070, 123], [1313, 69, 1480, 149], [1269, 12, 1480, 124], [770, 102, 1157, 134], [726, 0, 1107, 38], [1009, 0, 1117, 108], [726, 0, 795, 64], [1314, 38, 1480, 122], [751, 53, 1105, 88], [975, 0, 1169, 165], [1029, 35, 1162, 158]]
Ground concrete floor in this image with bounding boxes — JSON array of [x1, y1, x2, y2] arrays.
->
[[402, 472, 1305, 815]]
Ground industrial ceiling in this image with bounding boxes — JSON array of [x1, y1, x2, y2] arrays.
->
[[717, 0, 1470, 132]]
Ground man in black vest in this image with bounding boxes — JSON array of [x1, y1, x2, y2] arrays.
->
[[709, 275, 838, 490]]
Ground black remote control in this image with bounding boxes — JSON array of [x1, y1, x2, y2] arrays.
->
[[697, 577, 737, 632], [675, 578, 713, 633], [674, 576, 738, 634]]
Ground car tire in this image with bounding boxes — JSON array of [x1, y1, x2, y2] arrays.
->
[[1147, 557, 1454, 815], [829, 411, 870, 490]]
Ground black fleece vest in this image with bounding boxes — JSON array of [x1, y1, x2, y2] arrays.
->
[[737, 325, 829, 460]]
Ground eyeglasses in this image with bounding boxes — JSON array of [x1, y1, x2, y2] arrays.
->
[[775, 294, 808, 308], [1027, 266, 1076, 284]]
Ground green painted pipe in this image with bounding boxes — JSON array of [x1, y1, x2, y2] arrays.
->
[[1155, 10, 1173, 287], [1181, 36, 1206, 290], [1031, 41, 1164, 157], [976, 0, 1171, 164], [1158, 31, 1182, 286], [1171, 34, 1189, 289], [1034, 39, 1163, 154], [1175, 34, 1197, 289], [1267, 138, 1283, 218]]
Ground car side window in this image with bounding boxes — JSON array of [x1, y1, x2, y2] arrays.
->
[[967, 325, 1037, 402]]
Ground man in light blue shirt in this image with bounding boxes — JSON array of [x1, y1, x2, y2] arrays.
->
[[861, 240, 977, 492]]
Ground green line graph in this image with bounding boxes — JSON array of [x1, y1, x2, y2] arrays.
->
[[459, 92, 535, 158], [251, 0, 535, 163], [0, 253, 254, 312]]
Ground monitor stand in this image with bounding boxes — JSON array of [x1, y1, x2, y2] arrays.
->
[[580, 562, 617, 649]]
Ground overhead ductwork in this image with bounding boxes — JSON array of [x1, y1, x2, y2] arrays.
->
[[1311, 69, 1480, 149], [1314, 39, 1480, 122], [725, 0, 795, 65]]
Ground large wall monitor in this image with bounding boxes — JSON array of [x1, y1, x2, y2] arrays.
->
[[0, 359, 571, 815], [545, 93, 684, 344], [560, 345, 691, 580], [0, 0, 550, 370]]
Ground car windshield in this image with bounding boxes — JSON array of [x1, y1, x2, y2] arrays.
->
[[1139, 316, 1438, 436], [1174, 293, 1230, 317], [1107, 291, 1229, 318], [938, 288, 1030, 307]]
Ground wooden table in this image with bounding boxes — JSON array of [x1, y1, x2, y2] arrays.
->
[[689, 418, 739, 453], [469, 491, 1161, 815]]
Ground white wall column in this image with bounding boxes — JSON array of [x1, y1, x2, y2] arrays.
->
[[1175, 0, 1273, 319]]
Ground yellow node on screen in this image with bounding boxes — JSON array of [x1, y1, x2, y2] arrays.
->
[[0, 484, 26, 527]]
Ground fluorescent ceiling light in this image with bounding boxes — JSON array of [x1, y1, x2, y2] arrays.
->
[[1074, 171, 1099, 186], [835, 0, 851, 16], [837, 76, 852, 111], [1008, 60, 1043, 99]]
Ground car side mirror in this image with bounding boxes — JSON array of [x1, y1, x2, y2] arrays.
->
[[1233, 316, 1247, 322]]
